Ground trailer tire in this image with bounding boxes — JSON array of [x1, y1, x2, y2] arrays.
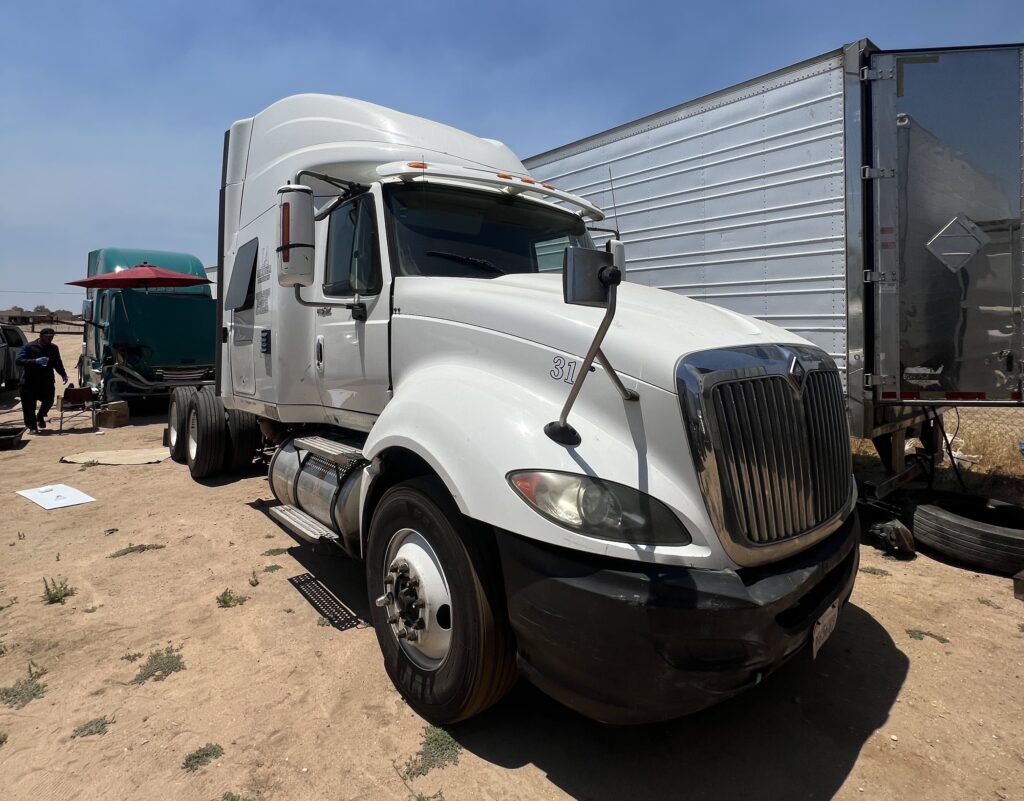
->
[[186, 389, 227, 480], [366, 478, 517, 724], [167, 386, 198, 463], [912, 493, 1024, 575], [225, 408, 261, 473]]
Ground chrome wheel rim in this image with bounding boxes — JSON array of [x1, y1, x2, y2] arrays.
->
[[169, 399, 179, 448], [187, 408, 198, 461], [377, 527, 452, 671]]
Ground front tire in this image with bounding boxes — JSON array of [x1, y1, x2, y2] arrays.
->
[[168, 386, 197, 463], [366, 478, 517, 723], [185, 389, 227, 479]]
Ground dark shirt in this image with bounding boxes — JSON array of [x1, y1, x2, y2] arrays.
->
[[16, 339, 67, 386]]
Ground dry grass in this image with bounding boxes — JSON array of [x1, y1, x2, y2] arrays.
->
[[109, 543, 166, 558]]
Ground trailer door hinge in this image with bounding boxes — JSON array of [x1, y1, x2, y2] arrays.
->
[[863, 270, 892, 283], [861, 166, 895, 180], [861, 66, 894, 81], [863, 373, 893, 388]]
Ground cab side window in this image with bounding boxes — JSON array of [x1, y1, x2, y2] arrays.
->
[[325, 195, 382, 297]]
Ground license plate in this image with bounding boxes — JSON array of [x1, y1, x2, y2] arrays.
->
[[812, 601, 840, 659]]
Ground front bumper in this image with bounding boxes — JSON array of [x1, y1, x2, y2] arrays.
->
[[496, 510, 859, 724]]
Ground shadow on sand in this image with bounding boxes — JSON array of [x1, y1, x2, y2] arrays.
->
[[261, 512, 907, 801]]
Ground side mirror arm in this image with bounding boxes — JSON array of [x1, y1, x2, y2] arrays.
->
[[545, 263, 638, 447]]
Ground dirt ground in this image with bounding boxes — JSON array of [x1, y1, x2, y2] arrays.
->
[[1, 334, 1022, 801]]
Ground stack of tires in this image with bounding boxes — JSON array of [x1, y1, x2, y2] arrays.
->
[[167, 387, 262, 479]]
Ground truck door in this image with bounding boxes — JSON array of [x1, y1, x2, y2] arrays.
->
[[869, 47, 1023, 401], [315, 190, 390, 419]]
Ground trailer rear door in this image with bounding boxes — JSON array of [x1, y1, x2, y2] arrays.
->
[[869, 46, 1023, 402]]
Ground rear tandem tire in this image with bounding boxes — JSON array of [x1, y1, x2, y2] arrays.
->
[[167, 386, 198, 463], [366, 478, 518, 724], [185, 389, 228, 480], [225, 408, 261, 473]]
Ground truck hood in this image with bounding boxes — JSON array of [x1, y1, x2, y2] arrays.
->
[[393, 274, 815, 392]]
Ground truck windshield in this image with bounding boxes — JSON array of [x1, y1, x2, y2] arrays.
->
[[384, 184, 594, 278]]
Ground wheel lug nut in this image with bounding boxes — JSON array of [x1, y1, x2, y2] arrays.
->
[[397, 563, 410, 574], [396, 628, 408, 639], [407, 579, 420, 588], [374, 592, 393, 608], [406, 631, 420, 642], [383, 575, 395, 586], [412, 618, 425, 630], [387, 615, 399, 625]]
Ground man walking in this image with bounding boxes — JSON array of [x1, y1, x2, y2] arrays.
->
[[16, 328, 68, 433]]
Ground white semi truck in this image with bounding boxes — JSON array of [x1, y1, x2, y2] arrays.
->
[[171, 95, 858, 725]]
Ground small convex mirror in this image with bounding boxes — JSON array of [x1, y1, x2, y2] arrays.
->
[[81, 298, 94, 321], [562, 247, 615, 308]]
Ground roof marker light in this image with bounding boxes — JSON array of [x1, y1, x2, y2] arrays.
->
[[542, 183, 554, 190], [407, 162, 429, 169], [520, 177, 536, 185], [496, 172, 513, 179]]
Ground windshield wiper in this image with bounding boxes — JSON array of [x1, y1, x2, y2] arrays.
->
[[425, 250, 505, 275]]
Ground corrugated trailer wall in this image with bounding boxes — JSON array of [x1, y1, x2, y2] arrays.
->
[[525, 52, 849, 374]]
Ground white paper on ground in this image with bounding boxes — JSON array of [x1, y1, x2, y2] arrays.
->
[[17, 484, 96, 510]]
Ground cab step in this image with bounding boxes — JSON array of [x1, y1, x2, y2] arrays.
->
[[268, 504, 339, 547], [293, 435, 364, 466]]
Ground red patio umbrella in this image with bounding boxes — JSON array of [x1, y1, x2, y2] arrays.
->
[[67, 262, 212, 289]]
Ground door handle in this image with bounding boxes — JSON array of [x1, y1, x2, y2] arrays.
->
[[315, 335, 324, 371]]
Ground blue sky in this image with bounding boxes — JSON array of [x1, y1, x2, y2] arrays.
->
[[1, 0, 1021, 311]]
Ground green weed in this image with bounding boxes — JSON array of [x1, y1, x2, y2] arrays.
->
[[221, 793, 255, 801], [71, 716, 112, 738], [907, 628, 950, 644], [0, 662, 47, 708], [859, 566, 891, 577], [182, 742, 224, 772], [403, 725, 462, 779], [0, 731, 7, 747], [978, 597, 1002, 610], [248, 571, 259, 588], [109, 543, 166, 558], [263, 564, 283, 573], [262, 547, 289, 557], [41, 577, 76, 605], [131, 646, 185, 684], [216, 589, 248, 608], [121, 651, 143, 663]]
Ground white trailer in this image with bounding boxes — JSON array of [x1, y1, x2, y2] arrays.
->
[[171, 95, 858, 724], [525, 40, 1024, 483]]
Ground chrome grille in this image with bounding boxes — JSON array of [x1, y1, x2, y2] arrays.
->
[[708, 369, 850, 545]]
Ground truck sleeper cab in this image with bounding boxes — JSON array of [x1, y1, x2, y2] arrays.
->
[[81, 248, 216, 401], [180, 95, 858, 724]]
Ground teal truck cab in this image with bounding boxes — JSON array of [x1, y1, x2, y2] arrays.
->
[[80, 248, 216, 400]]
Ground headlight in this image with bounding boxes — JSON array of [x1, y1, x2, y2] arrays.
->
[[507, 470, 691, 545]]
